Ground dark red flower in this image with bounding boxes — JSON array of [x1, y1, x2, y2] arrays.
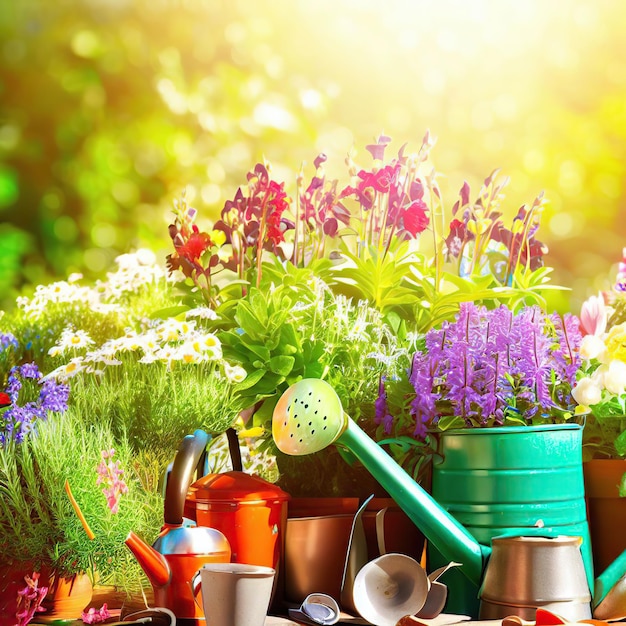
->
[[402, 199, 429, 236], [446, 219, 468, 258]]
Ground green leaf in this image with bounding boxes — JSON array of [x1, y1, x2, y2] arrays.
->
[[236, 336, 271, 362], [437, 415, 466, 431], [268, 355, 295, 376], [235, 301, 266, 337], [233, 368, 267, 392], [303, 361, 324, 379], [150, 305, 191, 319]]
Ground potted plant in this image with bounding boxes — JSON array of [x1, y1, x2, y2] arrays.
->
[[0, 360, 163, 621], [572, 247, 626, 575], [0, 250, 260, 619]]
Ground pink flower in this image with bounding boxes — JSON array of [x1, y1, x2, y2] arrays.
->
[[82, 604, 111, 624], [96, 449, 128, 514], [580, 292, 607, 337], [15, 572, 48, 626]]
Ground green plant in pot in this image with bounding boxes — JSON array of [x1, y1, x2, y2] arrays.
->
[[375, 301, 586, 615], [0, 361, 164, 618], [0, 250, 259, 606]]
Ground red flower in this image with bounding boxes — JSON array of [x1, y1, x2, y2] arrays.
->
[[0, 392, 10, 408], [402, 199, 429, 236], [176, 229, 212, 262], [445, 219, 468, 258], [357, 165, 395, 193]]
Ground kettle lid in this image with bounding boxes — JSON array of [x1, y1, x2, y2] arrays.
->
[[189, 470, 290, 503], [153, 524, 232, 556]]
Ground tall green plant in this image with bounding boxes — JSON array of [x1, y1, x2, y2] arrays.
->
[[0, 409, 162, 590]]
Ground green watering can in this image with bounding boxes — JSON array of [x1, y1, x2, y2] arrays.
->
[[271, 379, 626, 618]]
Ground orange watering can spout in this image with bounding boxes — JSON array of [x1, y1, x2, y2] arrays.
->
[[125, 530, 171, 589]]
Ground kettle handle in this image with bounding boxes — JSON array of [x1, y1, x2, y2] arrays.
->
[[164, 429, 211, 525]]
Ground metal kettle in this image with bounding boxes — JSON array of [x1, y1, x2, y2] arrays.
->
[[125, 430, 231, 624]]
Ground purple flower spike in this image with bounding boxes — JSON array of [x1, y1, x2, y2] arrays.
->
[[1, 362, 69, 445], [379, 302, 582, 439]]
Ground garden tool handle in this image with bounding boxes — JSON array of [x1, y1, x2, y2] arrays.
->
[[226, 426, 243, 472], [164, 429, 211, 525]]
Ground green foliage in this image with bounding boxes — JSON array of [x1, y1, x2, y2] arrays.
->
[[331, 240, 424, 321], [0, 409, 162, 589], [219, 280, 325, 401]]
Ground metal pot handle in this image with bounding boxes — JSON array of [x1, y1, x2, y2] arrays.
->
[[164, 429, 211, 525]]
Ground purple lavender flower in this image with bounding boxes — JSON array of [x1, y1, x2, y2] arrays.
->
[[409, 352, 437, 438], [18, 362, 41, 380], [380, 301, 581, 439], [40, 378, 70, 413], [1, 362, 69, 444], [374, 376, 394, 434], [0, 333, 18, 351]]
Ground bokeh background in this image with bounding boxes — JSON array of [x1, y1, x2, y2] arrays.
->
[[1, 0, 625, 312]]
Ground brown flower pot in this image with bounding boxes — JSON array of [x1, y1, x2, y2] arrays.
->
[[584, 459, 626, 574], [39, 571, 93, 621], [283, 497, 425, 605], [0, 565, 91, 625]]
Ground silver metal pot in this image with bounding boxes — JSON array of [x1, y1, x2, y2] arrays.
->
[[479, 535, 592, 620]]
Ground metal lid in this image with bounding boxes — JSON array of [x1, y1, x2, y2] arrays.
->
[[153, 524, 232, 556], [188, 470, 290, 504]]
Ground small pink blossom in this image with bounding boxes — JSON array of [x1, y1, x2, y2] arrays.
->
[[96, 449, 128, 514], [81, 603, 111, 624], [580, 292, 608, 337], [15, 571, 48, 626]]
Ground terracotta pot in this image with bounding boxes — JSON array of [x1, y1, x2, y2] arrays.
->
[[0, 566, 92, 624], [284, 498, 357, 604], [584, 459, 626, 574], [283, 497, 425, 605], [40, 572, 93, 621]]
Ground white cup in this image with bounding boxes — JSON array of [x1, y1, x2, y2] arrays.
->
[[200, 562, 276, 626]]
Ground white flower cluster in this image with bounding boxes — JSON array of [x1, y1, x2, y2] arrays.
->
[[17, 276, 121, 317], [17, 249, 168, 317], [572, 327, 626, 408], [97, 249, 168, 300], [45, 318, 247, 383]]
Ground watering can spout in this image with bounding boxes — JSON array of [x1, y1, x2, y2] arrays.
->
[[125, 530, 171, 589], [593, 548, 626, 613], [271, 378, 489, 587]]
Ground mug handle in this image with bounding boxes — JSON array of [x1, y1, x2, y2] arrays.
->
[[190, 570, 203, 609]]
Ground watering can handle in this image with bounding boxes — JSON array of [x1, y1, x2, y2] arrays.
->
[[164, 429, 211, 526]]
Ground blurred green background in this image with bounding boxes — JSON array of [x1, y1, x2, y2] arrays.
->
[[1, 0, 625, 312]]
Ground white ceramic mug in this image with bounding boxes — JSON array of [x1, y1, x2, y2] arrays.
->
[[199, 562, 276, 626]]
